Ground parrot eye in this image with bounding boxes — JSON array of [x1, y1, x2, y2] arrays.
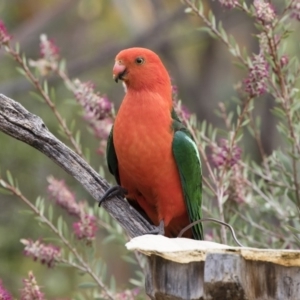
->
[[135, 57, 145, 65]]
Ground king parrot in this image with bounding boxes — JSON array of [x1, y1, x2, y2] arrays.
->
[[101, 47, 203, 239]]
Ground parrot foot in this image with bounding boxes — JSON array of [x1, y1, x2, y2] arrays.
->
[[147, 220, 165, 236], [98, 185, 128, 207]]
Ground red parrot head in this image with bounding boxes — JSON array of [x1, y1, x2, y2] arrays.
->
[[113, 47, 171, 92]]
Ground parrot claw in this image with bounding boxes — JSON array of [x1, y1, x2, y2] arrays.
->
[[98, 185, 128, 207], [147, 220, 165, 236]]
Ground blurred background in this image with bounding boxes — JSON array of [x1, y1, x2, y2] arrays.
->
[[0, 0, 298, 298]]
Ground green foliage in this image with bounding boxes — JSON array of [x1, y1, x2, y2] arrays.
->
[[181, 0, 300, 248]]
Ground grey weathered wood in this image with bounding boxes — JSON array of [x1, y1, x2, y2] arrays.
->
[[0, 93, 156, 238], [145, 255, 204, 300], [145, 253, 300, 300], [127, 235, 300, 300]]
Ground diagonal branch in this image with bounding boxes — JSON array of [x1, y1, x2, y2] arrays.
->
[[0, 93, 155, 238]]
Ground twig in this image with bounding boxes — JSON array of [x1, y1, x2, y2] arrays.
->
[[247, 110, 268, 163], [230, 208, 287, 242], [245, 179, 286, 218], [230, 96, 253, 149], [183, 0, 247, 66], [265, 26, 300, 207], [0, 179, 114, 300], [4, 44, 83, 157], [178, 217, 244, 247], [218, 102, 231, 130]]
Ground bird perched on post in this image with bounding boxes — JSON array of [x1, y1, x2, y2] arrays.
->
[[99, 47, 203, 239]]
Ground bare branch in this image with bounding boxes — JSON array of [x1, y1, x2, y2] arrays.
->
[[0, 93, 155, 238]]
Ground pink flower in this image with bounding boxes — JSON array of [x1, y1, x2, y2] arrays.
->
[[21, 239, 61, 268], [20, 271, 45, 300], [73, 79, 113, 121], [171, 85, 179, 101], [211, 139, 242, 168], [72, 79, 114, 154], [211, 141, 247, 203], [0, 280, 12, 300], [73, 214, 98, 243], [254, 0, 276, 23], [0, 20, 12, 46], [280, 55, 289, 68], [172, 85, 191, 123], [257, 32, 269, 54], [290, 1, 300, 21], [47, 176, 83, 217], [219, 0, 238, 9], [173, 100, 191, 124], [226, 164, 247, 204], [94, 118, 113, 155], [40, 34, 59, 62], [29, 34, 59, 76], [91, 116, 113, 140], [244, 53, 269, 97], [114, 288, 140, 300]]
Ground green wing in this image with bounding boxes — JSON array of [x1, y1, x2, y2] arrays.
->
[[171, 109, 203, 240], [106, 126, 120, 184]]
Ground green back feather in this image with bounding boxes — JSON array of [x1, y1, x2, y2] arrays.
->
[[171, 109, 203, 240]]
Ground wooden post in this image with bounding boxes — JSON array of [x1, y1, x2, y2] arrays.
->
[[127, 235, 300, 300]]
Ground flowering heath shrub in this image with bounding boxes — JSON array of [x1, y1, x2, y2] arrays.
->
[[1, 0, 300, 298]]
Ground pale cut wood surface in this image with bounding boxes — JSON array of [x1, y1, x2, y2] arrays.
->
[[127, 235, 300, 300]]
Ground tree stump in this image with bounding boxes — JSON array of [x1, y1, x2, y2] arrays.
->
[[126, 235, 300, 300]]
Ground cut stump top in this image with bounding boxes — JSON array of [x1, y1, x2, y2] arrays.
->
[[126, 235, 300, 300]]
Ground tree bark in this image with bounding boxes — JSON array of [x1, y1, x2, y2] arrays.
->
[[0, 93, 155, 238]]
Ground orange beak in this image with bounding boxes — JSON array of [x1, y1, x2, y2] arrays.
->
[[113, 61, 127, 83]]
